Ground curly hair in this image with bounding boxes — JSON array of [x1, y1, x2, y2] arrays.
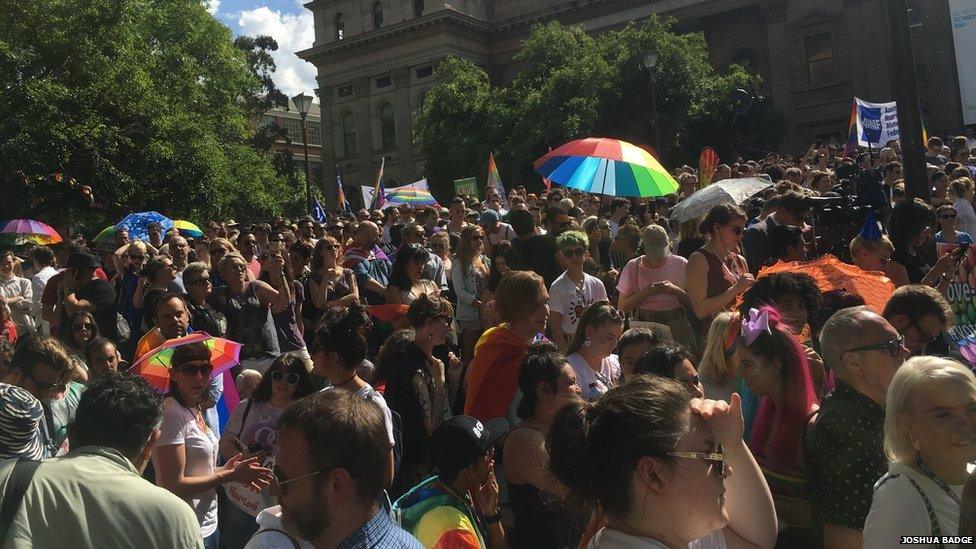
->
[[738, 272, 822, 322]]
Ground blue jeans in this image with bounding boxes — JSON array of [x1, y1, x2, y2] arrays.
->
[[203, 529, 220, 549]]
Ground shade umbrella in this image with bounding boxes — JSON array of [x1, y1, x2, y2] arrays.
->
[[0, 219, 62, 246], [116, 211, 173, 242], [533, 137, 678, 197], [131, 332, 242, 393], [384, 186, 439, 207], [92, 225, 116, 243], [669, 177, 773, 223], [173, 220, 203, 238], [754, 255, 895, 314]]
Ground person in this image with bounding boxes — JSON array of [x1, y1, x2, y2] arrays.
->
[[183, 262, 228, 337], [950, 179, 976, 243], [0, 374, 204, 548], [251, 390, 421, 548], [0, 250, 34, 337], [926, 136, 949, 166], [61, 309, 100, 356], [447, 196, 469, 235], [765, 224, 807, 264], [548, 375, 778, 549], [882, 284, 955, 357], [306, 235, 359, 326], [632, 344, 705, 398], [511, 207, 567, 287], [133, 291, 190, 362], [606, 198, 630, 238], [479, 208, 515, 254], [29, 246, 57, 335], [742, 191, 809, 274], [430, 231, 452, 281], [60, 252, 118, 341], [606, 223, 641, 273], [393, 415, 506, 549], [85, 336, 121, 377], [934, 203, 974, 245], [237, 230, 262, 279], [400, 222, 449, 292], [862, 356, 976, 548], [259, 242, 308, 360], [133, 256, 181, 315], [686, 205, 754, 332], [806, 306, 909, 548], [501, 343, 581, 548], [617, 224, 696, 353], [153, 341, 273, 547], [548, 230, 608, 351], [343, 221, 392, 305], [386, 243, 439, 309], [218, 354, 316, 548], [888, 199, 941, 286], [453, 225, 492, 366], [212, 253, 283, 373], [465, 271, 549, 422], [616, 327, 660, 380], [565, 301, 623, 401]]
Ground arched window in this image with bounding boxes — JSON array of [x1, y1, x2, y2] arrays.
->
[[414, 0, 424, 17], [342, 112, 357, 156], [380, 103, 396, 150], [372, 2, 384, 29], [334, 12, 345, 41]]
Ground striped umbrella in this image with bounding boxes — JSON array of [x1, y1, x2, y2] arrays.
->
[[0, 219, 62, 246], [173, 220, 203, 238], [385, 185, 439, 207], [533, 137, 678, 197]]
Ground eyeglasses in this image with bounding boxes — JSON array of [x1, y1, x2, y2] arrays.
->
[[189, 276, 211, 286], [26, 370, 67, 393], [72, 323, 94, 332], [668, 444, 725, 477], [725, 225, 746, 235], [228, 264, 247, 273], [845, 334, 906, 357], [565, 247, 587, 258], [272, 371, 301, 385], [677, 374, 702, 387], [175, 363, 214, 377], [272, 457, 326, 495]]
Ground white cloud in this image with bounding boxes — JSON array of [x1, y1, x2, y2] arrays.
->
[[203, 0, 220, 15], [237, 6, 318, 102]]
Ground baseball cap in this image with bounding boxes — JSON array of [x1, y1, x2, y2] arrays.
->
[[429, 415, 506, 476], [0, 383, 46, 461], [479, 209, 500, 226]]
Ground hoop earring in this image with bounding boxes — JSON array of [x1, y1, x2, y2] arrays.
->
[[584, 339, 591, 348]]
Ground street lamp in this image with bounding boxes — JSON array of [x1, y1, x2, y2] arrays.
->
[[292, 92, 314, 213], [642, 46, 661, 152], [884, 1, 927, 200]]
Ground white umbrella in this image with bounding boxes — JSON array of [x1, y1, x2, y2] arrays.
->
[[669, 177, 773, 223]]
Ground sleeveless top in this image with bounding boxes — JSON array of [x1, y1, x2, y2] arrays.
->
[[698, 246, 747, 300], [213, 282, 280, 360], [505, 425, 561, 549]]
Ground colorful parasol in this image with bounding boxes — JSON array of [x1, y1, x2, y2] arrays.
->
[[115, 211, 173, 242], [0, 219, 62, 246], [173, 220, 203, 238], [755, 254, 895, 314], [384, 186, 439, 207], [533, 137, 679, 198], [131, 332, 242, 392], [92, 225, 117, 243]]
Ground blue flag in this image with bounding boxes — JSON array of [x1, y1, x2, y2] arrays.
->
[[312, 197, 326, 223]]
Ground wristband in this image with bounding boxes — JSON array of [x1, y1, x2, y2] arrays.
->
[[484, 512, 501, 524]]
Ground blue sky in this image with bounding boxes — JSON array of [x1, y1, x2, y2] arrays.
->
[[206, 0, 319, 101]]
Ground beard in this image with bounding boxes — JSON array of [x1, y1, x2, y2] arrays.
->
[[282, 481, 330, 542]]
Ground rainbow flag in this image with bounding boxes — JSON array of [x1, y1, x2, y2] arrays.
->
[[487, 153, 507, 208], [843, 101, 858, 158], [372, 157, 386, 209], [336, 166, 352, 214], [216, 370, 240, 432]]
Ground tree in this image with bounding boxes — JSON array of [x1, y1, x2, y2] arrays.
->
[[0, 0, 292, 228]]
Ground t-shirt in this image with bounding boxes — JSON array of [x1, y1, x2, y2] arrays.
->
[[155, 397, 219, 537], [516, 234, 561, 287], [75, 279, 118, 341], [589, 528, 726, 548], [549, 272, 608, 336], [566, 353, 620, 401], [934, 231, 974, 244], [393, 476, 486, 549], [616, 255, 687, 311], [46, 381, 86, 450], [223, 399, 287, 517]]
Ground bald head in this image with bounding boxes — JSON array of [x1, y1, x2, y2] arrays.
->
[[355, 221, 380, 248]]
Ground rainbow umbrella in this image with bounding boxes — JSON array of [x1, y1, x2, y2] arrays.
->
[[384, 186, 439, 207], [173, 220, 203, 238], [533, 137, 679, 197], [131, 332, 242, 393], [0, 219, 62, 246]]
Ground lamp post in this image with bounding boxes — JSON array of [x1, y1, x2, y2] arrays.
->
[[884, 0, 927, 201], [292, 92, 314, 213], [642, 46, 661, 152]]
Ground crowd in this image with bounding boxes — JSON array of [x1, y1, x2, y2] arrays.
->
[[0, 133, 976, 548]]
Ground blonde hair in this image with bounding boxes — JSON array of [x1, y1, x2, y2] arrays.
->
[[849, 234, 894, 257], [698, 311, 739, 386], [884, 356, 976, 464]]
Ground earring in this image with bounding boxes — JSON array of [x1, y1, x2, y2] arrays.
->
[[427, 332, 433, 341], [584, 339, 591, 348]]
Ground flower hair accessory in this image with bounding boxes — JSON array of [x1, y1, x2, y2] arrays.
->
[[741, 308, 771, 346]]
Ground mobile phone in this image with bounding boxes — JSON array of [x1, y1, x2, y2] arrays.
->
[[953, 243, 970, 263]]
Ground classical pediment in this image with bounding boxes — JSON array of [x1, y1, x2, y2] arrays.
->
[[789, 7, 843, 29]]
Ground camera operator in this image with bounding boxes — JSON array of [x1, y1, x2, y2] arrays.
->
[[854, 152, 888, 214], [742, 191, 810, 274]]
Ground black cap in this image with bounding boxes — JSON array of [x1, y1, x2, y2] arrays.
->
[[66, 252, 99, 269], [429, 415, 506, 476]]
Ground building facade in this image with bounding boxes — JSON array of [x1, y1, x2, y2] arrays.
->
[[261, 98, 325, 198], [298, 0, 965, 207]]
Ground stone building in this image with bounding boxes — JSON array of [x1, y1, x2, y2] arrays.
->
[[261, 98, 325, 196], [298, 0, 965, 206]]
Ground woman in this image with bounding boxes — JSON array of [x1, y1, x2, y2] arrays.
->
[[0, 251, 33, 337], [607, 224, 641, 272], [487, 240, 517, 292], [153, 341, 273, 547], [452, 225, 492, 366], [686, 205, 754, 328], [259, 242, 307, 360], [548, 376, 778, 549], [633, 344, 705, 398], [193, 237, 211, 267], [212, 253, 284, 373], [698, 311, 760, 432], [565, 301, 624, 401], [133, 256, 179, 314], [675, 217, 707, 259], [737, 307, 819, 529], [61, 310, 100, 355], [218, 354, 315, 548], [949, 177, 976, 239], [934, 203, 974, 245], [864, 356, 976, 548], [306, 236, 359, 326], [502, 342, 582, 548], [617, 224, 696, 353], [464, 270, 550, 422], [182, 262, 227, 337], [430, 231, 453, 281], [548, 231, 608, 351], [887, 199, 963, 292], [208, 238, 236, 287], [581, 216, 611, 268], [617, 328, 659, 381], [386, 243, 439, 307]]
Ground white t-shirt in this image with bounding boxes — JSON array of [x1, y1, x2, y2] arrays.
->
[[566, 353, 620, 401], [549, 272, 608, 336], [155, 397, 219, 537], [863, 461, 963, 549], [590, 527, 727, 548]]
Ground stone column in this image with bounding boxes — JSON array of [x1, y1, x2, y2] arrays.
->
[[393, 67, 415, 183], [354, 76, 375, 187], [317, 82, 337, 211]]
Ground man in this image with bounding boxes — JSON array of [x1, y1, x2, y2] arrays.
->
[[677, 173, 699, 199], [254, 223, 273, 253], [393, 416, 505, 549], [298, 218, 317, 244], [133, 292, 190, 362], [881, 284, 955, 357], [418, 207, 439, 237], [713, 163, 732, 183], [931, 170, 950, 205], [248, 390, 421, 548], [0, 374, 204, 548], [60, 252, 118, 341], [147, 222, 165, 249], [399, 223, 448, 291], [528, 204, 546, 235], [343, 221, 392, 305], [806, 306, 909, 549], [169, 235, 190, 273], [606, 198, 630, 238], [29, 246, 57, 336], [741, 191, 809, 274], [447, 197, 468, 235], [510, 209, 566, 287], [925, 136, 948, 166], [479, 210, 515, 255], [784, 166, 802, 186], [86, 337, 122, 376], [238, 230, 262, 278], [2, 336, 74, 457], [881, 161, 902, 192]]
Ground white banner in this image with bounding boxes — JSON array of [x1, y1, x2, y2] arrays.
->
[[951, 0, 976, 125], [409, 177, 429, 191], [853, 97, 900, 148], [361, 186, 375, 209]]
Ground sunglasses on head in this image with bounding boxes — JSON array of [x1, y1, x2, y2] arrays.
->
[[271, 370, 300, 385]]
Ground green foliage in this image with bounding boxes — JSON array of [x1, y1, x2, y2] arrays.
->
[[0, 0, 292, 228], [415, 18, 785, 196]]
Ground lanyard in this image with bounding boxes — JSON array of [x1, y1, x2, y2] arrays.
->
[[916, 458, 960, 505]]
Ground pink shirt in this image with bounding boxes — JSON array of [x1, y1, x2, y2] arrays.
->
[[616, 254, 687, 311]]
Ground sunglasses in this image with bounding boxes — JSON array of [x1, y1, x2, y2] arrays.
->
[[228, 264, 248, 273], [272, 370, 301, 385], [176, 363, 214, 377], [190, 276, 212, 286], [726, 225, 746, 235], [846, 334, 906, 357], [27, 371, 67, 393], [72, 323, 94, 332], [668, 444, 725, 477], [564, 247, 587, 258]]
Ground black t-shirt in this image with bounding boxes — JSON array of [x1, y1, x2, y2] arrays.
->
[[76, 279, 118, 341], [516, 234, 561, 287]]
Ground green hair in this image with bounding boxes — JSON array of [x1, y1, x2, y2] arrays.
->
[[556, 230, 589, 251]]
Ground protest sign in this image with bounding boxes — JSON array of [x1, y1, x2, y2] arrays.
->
[[950, 0, 976, 124], [454, 177, 478, 199], [937, 242, 976, 364], [852, 97, 901, 148]]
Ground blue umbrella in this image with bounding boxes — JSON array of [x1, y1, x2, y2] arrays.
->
[[116, 211, 173, 242]]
